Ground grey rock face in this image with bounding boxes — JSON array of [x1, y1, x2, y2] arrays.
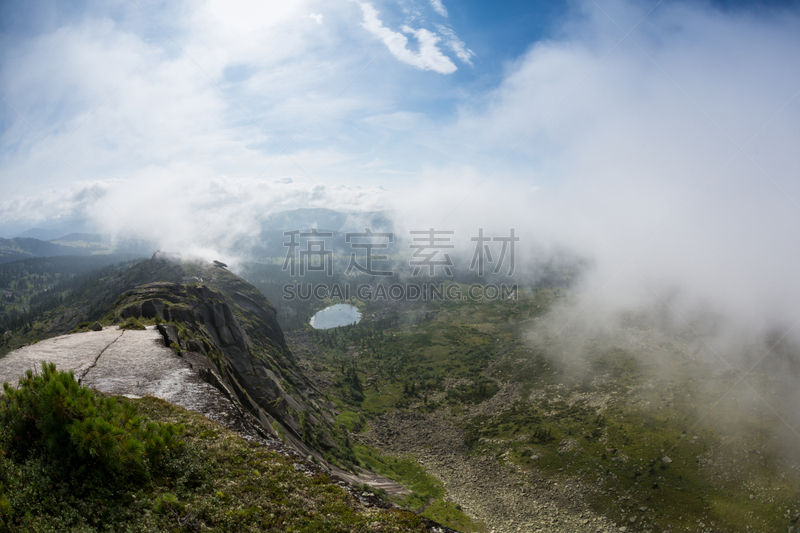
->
[[156, 323, 180, 348], [109, 278, 334, 457]]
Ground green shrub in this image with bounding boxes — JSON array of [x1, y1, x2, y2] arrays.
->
[[120, 317, 145, 330], [153, 492, 185, 515], [0, 362, 183, 483], [69, 321, 92, 334]]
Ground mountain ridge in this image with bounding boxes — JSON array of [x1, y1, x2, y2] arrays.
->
[[85, 251, 356, 462]]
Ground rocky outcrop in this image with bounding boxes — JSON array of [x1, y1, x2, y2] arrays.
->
[[0, 327, 270, 442], [106, 256, 337, 458], [0, 328, 458, 532]]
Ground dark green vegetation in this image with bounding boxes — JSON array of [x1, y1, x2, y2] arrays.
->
[[0, 254, 146, 355], [289, 286, 800, 532], [0, 237, 96, 264], [291, 284, 545, 415], [0, 363, 182, 488], [0, 367, 435, 532]]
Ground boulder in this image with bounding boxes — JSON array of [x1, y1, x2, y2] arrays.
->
[[185, 339, 207, 354], [121, 303, 142, 319], [156, 323, 181, 348], [141, 298, 166, 320]]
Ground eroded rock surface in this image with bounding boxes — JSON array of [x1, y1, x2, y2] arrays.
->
[[0, 327, 266, 441]]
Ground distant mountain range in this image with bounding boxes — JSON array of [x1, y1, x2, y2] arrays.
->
[[0, 237, 94, 264], [1, 208, 399, 264], [0, 234, 150, 264], [50, 233, 107, 243], [237, 208, 400, 259], [9, 218, 96, 241]]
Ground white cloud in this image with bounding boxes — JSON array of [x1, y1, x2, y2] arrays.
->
[[435, 24, 474, 65], [307, 13, 323, 24], [0, 179, 112, 228], [358, 2, 457, 74], [422, 1, 800, 335], [3, 175, 390, 256], [430, 0, 448, 17]]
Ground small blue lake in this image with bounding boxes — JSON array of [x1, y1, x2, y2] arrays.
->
[[309, 304, 362, 330]]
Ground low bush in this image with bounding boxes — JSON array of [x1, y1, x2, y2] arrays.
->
[[0, 362, 182, 483], [119, 317, 145, 330]]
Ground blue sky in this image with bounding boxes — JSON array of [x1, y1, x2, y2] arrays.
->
[[1, 0, 800, 328]]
